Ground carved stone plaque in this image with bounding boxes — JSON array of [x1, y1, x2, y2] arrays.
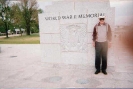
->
[[60, 24, 88, 52]]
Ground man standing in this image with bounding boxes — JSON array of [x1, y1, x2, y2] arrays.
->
[[92, 16, 112, 75]]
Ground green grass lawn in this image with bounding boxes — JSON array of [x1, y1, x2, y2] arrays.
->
[[0, 33, 40, 44]]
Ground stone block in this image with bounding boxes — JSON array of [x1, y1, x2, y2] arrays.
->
[[88, 33, 93, 43], [44, 2, 74, 13], [40, 44, 61, 63], [39, 13, 60, 33], [61, 52, 89, 64], [40, 34, 60, 44], [88, 44, 95, 66], [75, 1, 110, 10]]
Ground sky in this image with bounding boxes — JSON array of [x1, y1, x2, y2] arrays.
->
[[110, 0, 133, 25], [37, 0, 133, 26]]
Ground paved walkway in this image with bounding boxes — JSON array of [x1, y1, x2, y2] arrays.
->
[[0, 34, 22, 38], [0, 42, 133, 88]]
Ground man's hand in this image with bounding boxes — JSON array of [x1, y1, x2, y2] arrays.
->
[[93, 42, 95, 47], [108, 42, 112, 48]]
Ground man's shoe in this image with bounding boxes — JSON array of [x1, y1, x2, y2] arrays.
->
[[95, 70, 100, 74], [102, 70, 107, 75]]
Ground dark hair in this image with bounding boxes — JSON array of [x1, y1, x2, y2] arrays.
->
[[99, 18, 105, 20]]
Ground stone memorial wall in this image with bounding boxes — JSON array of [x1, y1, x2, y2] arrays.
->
[[39, 0, 115, 66]]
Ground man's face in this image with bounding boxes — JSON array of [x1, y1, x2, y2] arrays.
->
[[99, 18, 105, 24]]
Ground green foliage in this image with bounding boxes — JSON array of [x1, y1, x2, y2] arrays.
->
[[0, 19, 5, 32], [0, 0, 43, 36], [10, 3, 24, 36], [20, 0, 39, 35], [38, 9, 43, 14], [0, 0, 12, 38]]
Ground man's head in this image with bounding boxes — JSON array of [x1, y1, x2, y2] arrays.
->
[[99, 16, 105, 24]]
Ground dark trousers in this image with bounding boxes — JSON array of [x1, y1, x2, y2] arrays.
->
[[95, 41, 108, 71]]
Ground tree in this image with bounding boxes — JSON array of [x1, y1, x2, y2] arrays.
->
[[38, 8, 43, 14], [0, 0, 11, 38], [20, 0, 38, 35], [0, 19, 5, 33], [10, 3, 24, 36]]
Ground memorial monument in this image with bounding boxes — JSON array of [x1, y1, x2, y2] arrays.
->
[[39, 0, 115, 66]]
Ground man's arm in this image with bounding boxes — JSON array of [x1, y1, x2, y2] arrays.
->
[[92, 25, 97, 47], [107, 24, 112, 48], [92, 25, 97, 42], [108, 24, 112, 42]]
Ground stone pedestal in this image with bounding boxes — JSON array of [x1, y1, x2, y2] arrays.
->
[[38, 0, 115, 65]]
